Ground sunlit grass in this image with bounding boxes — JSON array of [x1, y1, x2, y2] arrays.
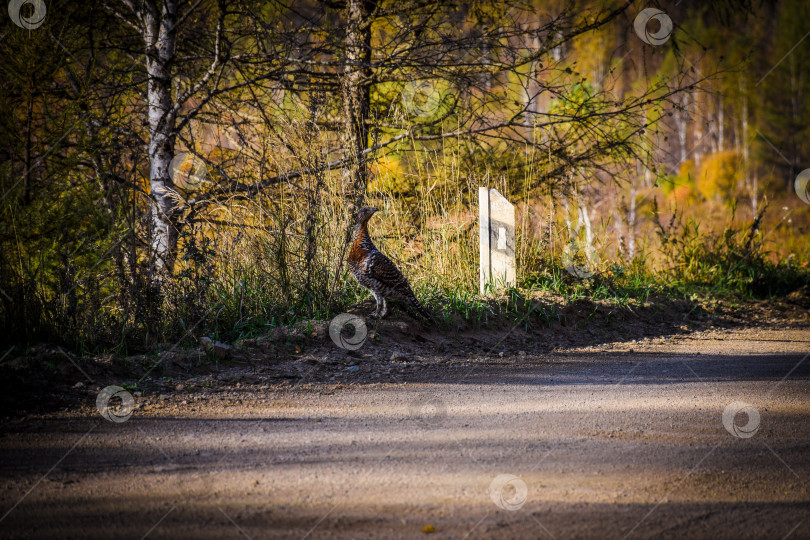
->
[[2, 134, 808, 351]]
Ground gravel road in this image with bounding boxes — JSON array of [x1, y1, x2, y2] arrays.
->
[[1, 326, 809, 539]]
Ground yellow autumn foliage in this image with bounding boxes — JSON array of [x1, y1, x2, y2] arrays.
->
[[670, 184, 698, 205], [679, 159, 695, 179], [695, 150, 743, 201], [369, 156, 412, 192]]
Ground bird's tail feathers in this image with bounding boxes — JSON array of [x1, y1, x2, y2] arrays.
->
[[405, 293, 432, 322]]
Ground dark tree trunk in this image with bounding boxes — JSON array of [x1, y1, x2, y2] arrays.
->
[[342, 0, 376, 214]]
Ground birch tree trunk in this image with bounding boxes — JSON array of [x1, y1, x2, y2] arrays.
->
[[143, 0, 180, 276], [739, 76, 755, 214], [523, 34, 541, 134], [23, 94, 33, 205], [717, 94, 724, 152], [675, 93, 688, 164], [627, 186, 636, 260], [693, 93, 703, 166]]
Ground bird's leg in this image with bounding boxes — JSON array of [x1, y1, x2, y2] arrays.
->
[[379, 297, 389, 319], [370, 290, 385, 319]]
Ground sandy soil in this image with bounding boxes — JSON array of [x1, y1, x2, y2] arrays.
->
[[1, 322, 809, 539]]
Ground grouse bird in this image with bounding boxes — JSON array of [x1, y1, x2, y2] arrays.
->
[[347, 206, 430, 320]]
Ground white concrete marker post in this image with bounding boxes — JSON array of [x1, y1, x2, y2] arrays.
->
[[479, 187, 516, 294]]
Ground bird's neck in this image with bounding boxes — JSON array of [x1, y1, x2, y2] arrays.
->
[[352, 222, 376, 251]]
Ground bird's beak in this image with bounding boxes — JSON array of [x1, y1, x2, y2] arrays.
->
[[370, 207, 379, 214]]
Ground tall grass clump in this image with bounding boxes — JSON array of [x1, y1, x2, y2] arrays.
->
[[652, 199, 810, 297]]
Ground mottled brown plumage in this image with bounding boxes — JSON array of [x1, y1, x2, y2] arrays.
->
[[348, 207, 430, 320]]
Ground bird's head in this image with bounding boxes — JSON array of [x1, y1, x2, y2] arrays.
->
[[355, 206, 379, 226]]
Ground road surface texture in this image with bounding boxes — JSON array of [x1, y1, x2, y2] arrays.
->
[[1, 326, 809, 539]]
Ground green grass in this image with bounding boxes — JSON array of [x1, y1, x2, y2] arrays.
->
[[1, 160, 807, 354]]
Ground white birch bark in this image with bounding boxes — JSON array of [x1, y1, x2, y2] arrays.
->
[[141, 0, 180, 275]]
